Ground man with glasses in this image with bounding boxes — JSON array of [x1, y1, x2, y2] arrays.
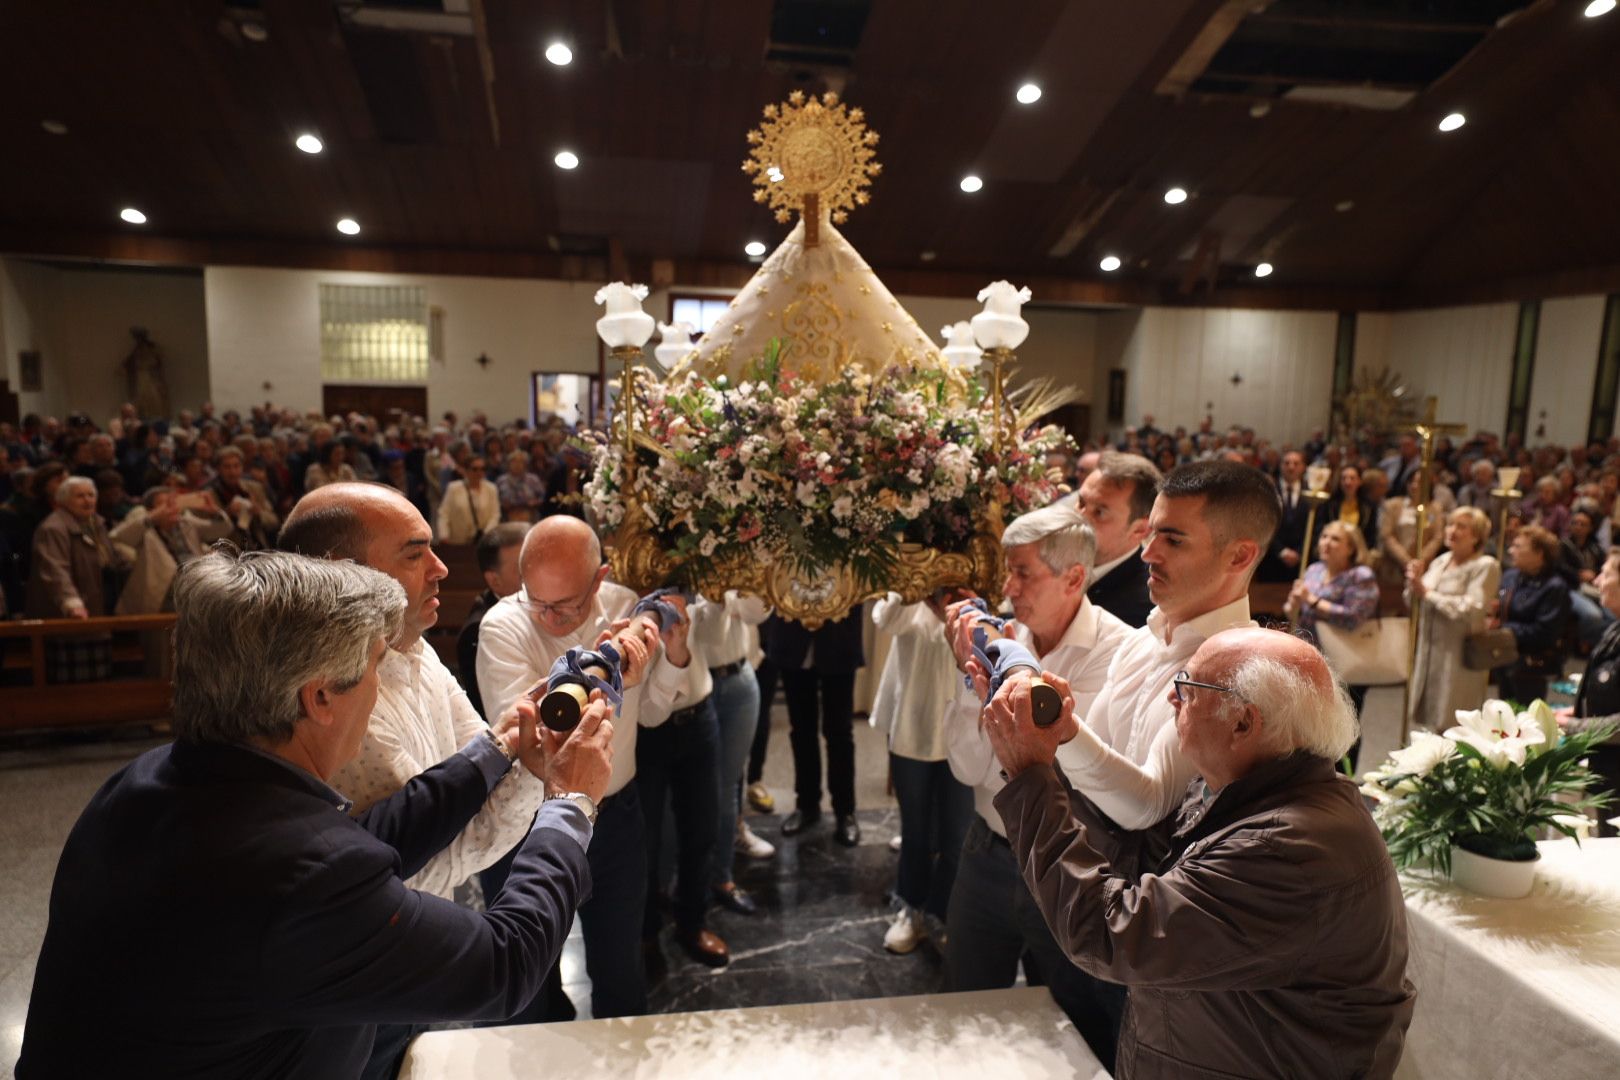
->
[[950, 460, 1274, 1070], [979, 627, 1414, 1078], [938, 504, 1132, 1061], [477, 515, 690, 1018]]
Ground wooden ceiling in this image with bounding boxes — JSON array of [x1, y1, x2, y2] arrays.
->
[[1, 0, 1618, 307]]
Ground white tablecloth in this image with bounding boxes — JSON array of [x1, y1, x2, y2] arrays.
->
[[399, 986, 1107, 1079], [1398, 837, 1620, 1080]]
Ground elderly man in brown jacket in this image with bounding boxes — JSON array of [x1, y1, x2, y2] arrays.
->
[[982, 627, 1414, 1079]]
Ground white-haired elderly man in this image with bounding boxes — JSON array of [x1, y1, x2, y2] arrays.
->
[[20, 549, 616, 1079], [937, 503, 1132, 1061], [982, 627, 1415, 1079]]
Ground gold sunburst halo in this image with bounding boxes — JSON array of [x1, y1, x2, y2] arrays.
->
[[743, 91, 881, 228]]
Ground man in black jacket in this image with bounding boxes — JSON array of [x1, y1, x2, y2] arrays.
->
[[19, 549, 613, 1079], [1259, 450, 1310, 582], [762, 606, 865, 845], [1075, 451, 1160, 628]]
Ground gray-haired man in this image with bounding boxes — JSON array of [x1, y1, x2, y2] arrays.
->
[[20, 549, 614, 1078], [938, 503, 1132, 1061]]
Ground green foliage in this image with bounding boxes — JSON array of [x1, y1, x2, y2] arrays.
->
[[1372, 723, 1615, 874]]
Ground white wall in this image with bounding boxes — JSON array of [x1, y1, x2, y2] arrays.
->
[[204, 267, 642, 423], [1528, 295, 1608, 445], [1361, 302, 1519, 436], [0, 259, 208, 423], [1095, 306, 1339, 445]]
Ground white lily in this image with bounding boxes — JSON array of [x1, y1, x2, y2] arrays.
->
[[1445, 698, 1549, 769]]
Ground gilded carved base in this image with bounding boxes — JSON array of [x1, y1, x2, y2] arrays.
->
[[606, 498, 1006, 628]]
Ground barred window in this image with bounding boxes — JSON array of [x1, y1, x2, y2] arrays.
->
[[319, 284, 429, 382]]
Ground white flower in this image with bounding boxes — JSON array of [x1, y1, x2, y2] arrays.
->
[[796, 480, 818, 506], [832, 494, 853, 520], [1384, 730, 1457, 778], [699, 532, 720, 557], [1445, 698, 1549, 768]]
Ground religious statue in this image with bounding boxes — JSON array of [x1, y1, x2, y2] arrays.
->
[[121, 327, 169, 420]]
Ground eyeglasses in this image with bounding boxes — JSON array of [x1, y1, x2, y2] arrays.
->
[[517, 590, 595, 620], [1170, 670, 1239, 707]]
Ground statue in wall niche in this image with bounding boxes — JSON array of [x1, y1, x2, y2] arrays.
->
[[121, 327, 169, 421]]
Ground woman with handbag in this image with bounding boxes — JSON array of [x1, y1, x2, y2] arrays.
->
[[1407, 507, 1501, 733], [436, 456, 499, 544], [1287, 520, 1382, 767], [1492, 524, 1572, 704]]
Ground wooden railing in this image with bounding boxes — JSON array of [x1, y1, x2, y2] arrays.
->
[[0, 614, 177, 731]]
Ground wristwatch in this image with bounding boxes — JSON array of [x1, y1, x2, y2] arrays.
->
[[545, 791, 599, 826], [483, 728, 517, 764]]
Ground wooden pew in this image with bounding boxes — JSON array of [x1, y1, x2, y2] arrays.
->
[[0, 614, 177, 731]]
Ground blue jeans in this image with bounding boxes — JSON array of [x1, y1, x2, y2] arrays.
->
[[710, 663, 761, 887], [1572, 591, 1615, 647], [574, 782, 650, 1018], [635, 702, 720, 935], [945, 814, 1127, 1073], [889, 752, 973, 919]]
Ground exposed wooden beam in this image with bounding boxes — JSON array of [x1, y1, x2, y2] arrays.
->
[[1156, 0, 1254, 97], [468, 0, 501, 146]]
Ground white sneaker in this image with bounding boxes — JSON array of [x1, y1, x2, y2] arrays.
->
[[883, 905, 927, 955], [735, 820, 776, 860]]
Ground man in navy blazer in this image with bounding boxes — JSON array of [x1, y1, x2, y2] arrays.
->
[[19, 549, 614, 1079]]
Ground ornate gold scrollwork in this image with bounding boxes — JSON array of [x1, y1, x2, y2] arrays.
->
[[606, 497, 1006, 629]]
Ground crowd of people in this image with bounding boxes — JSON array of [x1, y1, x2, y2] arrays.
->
[[14, 393, 1620, 1077]]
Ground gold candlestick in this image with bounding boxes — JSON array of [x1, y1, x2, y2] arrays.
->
[[1491, 466, 1522, 559], [984, 345, 1014, 459], [1402, 397, 1467, 742], [612, 343, 643, 486], [1297, 489, 1333, 582]]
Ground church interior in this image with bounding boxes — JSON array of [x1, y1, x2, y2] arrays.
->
[[5, 1, 1620, 1077]]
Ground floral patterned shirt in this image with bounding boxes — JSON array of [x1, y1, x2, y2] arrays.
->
[[1297, 562, 1380, 643]]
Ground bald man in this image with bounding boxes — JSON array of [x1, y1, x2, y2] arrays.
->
[[279, 484, 601, 1077], [983, 628, 1414, 1079], [476, 516, 690, 1018]]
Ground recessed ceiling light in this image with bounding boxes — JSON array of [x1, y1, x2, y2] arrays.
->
[[1099, 255, 1122, 272], [960, 175, 983, 193], [1255, 262, 1274, 278], [920, 250, 937, 262], [1335, 200, 1355, 213], [1163, 187, 1188, 205], [336, 218, 360, 236], [744, 240, 767, 257], [1585, 0, 1615, 17], [554, 150, 579, 170], [41, 119, 68, 135], [1438, 112, 1466, 132], [545, 42, 573, 66], [294, 133, 323, 154], [119, 207, 147, 225], [1016, 83, 1042, 105]]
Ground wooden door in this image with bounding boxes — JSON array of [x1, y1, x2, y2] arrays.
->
[[321, 384, 428, 424]]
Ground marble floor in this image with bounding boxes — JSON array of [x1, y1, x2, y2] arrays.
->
[[0, 700, 928, 1072]]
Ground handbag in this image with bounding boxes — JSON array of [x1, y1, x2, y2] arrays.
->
[[1464, 627, 1519, 671], [1316, 617, 1410, 686]]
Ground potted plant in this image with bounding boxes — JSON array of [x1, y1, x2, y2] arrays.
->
[[1361, 699, 1614, 898]]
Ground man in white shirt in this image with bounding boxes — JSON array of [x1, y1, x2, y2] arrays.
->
[[958, 460, 1278, 1068], [279, 483, 573, 1077], [477, 515, 688, 1019], [938, 504, 1131, 1063]]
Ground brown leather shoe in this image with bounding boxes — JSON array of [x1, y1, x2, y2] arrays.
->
[[676, 928, 731, 968]]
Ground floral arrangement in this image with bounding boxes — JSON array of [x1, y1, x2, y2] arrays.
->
[[1362, 699, 1614, 872], [582, 343, 1072, 591]]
